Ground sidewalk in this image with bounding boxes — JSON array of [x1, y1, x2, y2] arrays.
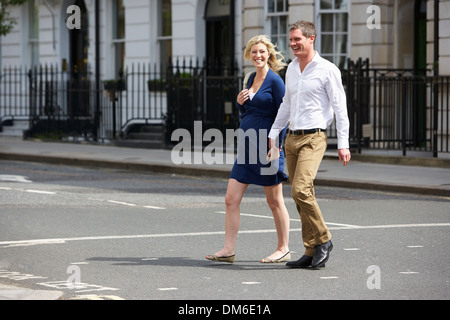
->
[[0, 136, 449, 299], [0, 136, 449, 197]]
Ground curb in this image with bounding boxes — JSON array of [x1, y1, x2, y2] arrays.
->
[[1, 151, 449, 197], [348, 153, 450, 169]]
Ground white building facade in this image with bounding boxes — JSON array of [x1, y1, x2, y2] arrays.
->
[[2, 0, 449, 76], [0, 0, 449, 156]]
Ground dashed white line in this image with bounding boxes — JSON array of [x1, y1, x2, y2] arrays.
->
[[89, 198, 166, 210], [107, 200, 136, 207], [25, 189, 56, 195], [143, 205, 166, 210]]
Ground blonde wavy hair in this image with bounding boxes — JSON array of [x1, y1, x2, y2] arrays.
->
[[243, 35, 287, 73]]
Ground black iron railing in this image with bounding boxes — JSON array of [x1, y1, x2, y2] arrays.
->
[[1, 58, 449, 157], [345, 58, 449, 156]]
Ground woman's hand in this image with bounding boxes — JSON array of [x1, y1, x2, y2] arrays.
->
[[237, 89, 249, 105]]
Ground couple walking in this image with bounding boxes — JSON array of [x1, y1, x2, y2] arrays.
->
[[206, 20, 351, 269]]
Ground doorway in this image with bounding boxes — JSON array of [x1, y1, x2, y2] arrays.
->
[[204, 0, 235, 75], [413, 0, 427, 146], [66, 0, 90, 117]]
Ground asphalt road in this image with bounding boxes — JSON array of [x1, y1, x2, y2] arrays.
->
[[0, 160, 449, 303]]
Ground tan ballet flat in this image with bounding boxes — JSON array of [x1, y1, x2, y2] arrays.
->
[[206, 254, 235, 263], [260, 251, 291, 263]]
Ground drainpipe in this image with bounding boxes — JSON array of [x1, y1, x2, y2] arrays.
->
[[432, 0, 439, 157], [434, 0, 439, 77], [94, 0, 100, 141], [42, 0, 56, 51]]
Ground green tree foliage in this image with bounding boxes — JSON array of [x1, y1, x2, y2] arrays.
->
[[0, 0, 29, 36]]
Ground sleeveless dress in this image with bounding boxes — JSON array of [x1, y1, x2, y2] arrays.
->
[[229, 69, 288, 186]]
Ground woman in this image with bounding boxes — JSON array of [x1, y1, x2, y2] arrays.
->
[[206, 35, 290, 263]]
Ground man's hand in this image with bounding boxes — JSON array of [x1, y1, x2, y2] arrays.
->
[[338, 148, 351, 166], [267, 138, 280, 161]]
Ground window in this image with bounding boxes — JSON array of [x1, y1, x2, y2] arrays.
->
[[267, 0, 288, 59], [113, 0, 125, 75], [29, 0, 39, 67], [158, 0, 172, 71], [316, 0, 349, 69]]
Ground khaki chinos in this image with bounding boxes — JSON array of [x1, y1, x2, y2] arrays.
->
[[284, 130, 331, 257]]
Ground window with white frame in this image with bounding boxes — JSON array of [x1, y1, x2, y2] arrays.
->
[[316, 0, 349, 69], [267, 0, 288, 59], [29, 0, 39, 67], [158, 0, 172, 71], [113, 0, 125, 75]]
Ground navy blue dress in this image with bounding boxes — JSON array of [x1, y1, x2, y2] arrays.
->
[[230, 69, 288, 186]]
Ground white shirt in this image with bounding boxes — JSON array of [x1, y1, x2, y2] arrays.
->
[[268, 52, 350, 149]]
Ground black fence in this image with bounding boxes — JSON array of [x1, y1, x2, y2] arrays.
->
[[0, 64, 100, 140], [345, 58, 450, 156], [1, 58, 449, 157]]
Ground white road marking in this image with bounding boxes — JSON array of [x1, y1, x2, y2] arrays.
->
[[38, 281, 119, 293], [89, 198, 166, 210], [143, 205, 166, 210], [0, 222, 448, 247], [320, 277, 339, 279], [2, 239, 66, 248], [0, 175, 32, 183], [25, 189, 56, 195], [0, 187, 55, 194], [0, 270, 47, 281], [214, 211, 359, 228], [242, 282, 261, 285], [107, 200, 136, 207], [346, 223, 450, 229], [70, 294, 125, 300], [399, 271, 419, 274], [157, 287, 178, 291], [407, 245, 424, 248]]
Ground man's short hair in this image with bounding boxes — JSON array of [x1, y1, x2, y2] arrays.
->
[[289, 20, 317, 39]]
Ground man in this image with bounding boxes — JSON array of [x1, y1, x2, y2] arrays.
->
[[268, 20, 351, 269]]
